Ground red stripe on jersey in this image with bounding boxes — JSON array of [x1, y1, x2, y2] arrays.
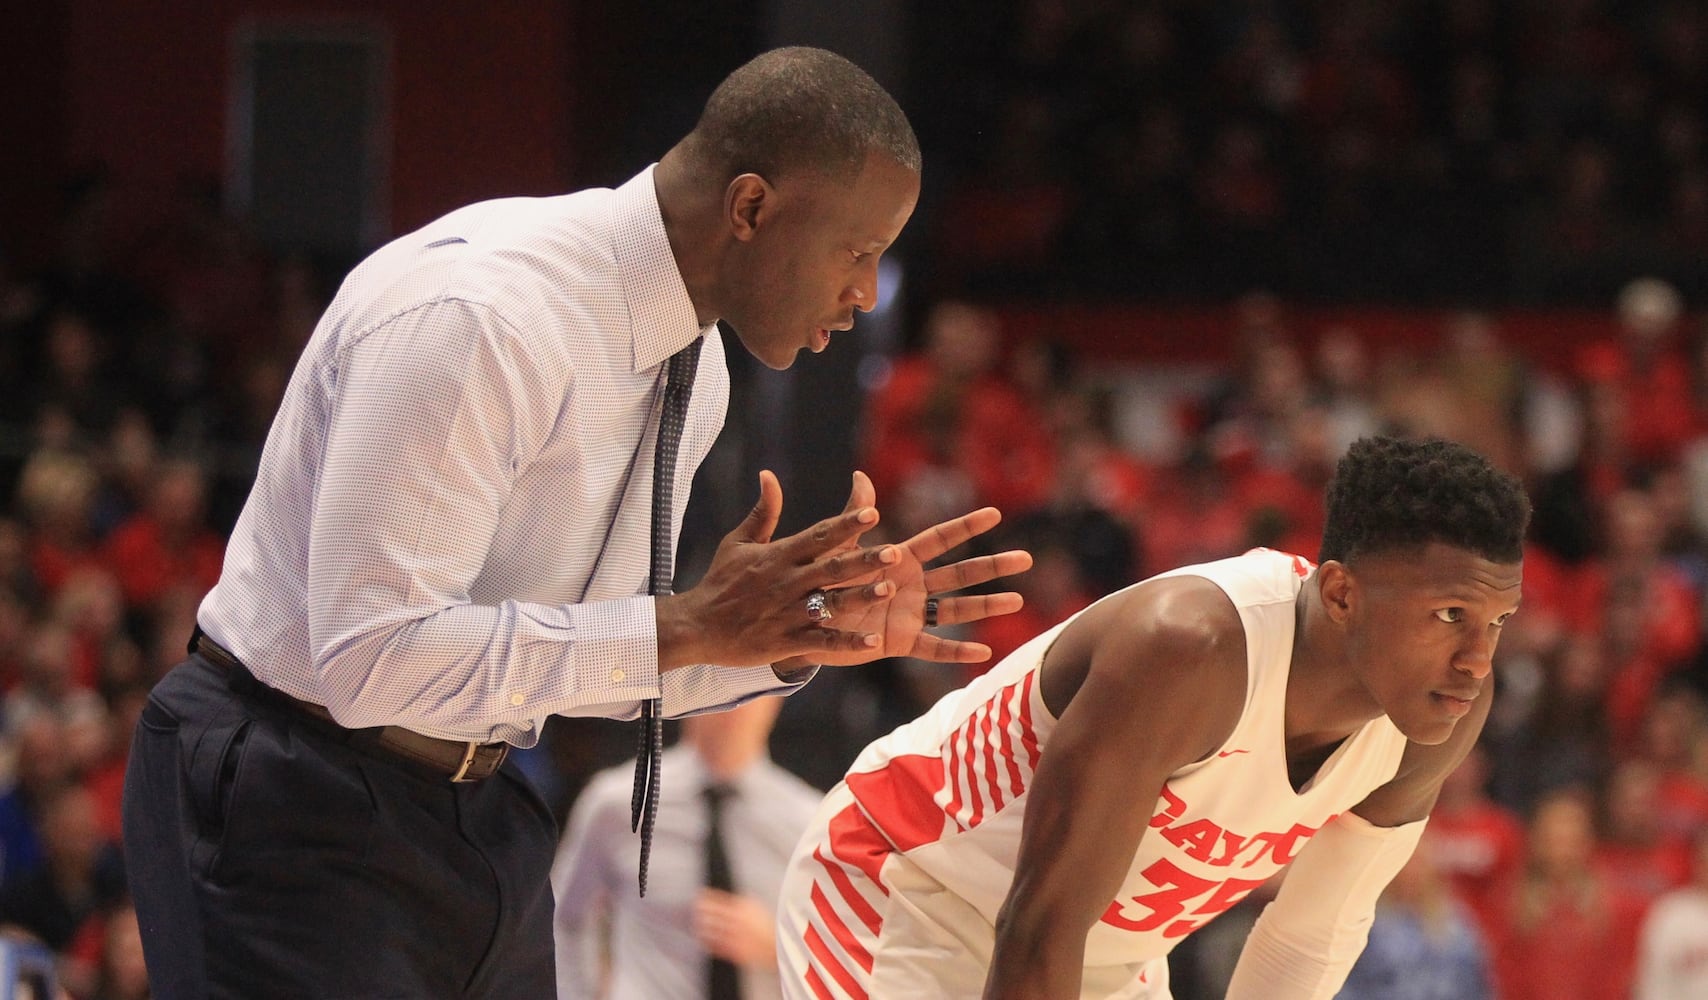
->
[[940, 724, 966, 831], [806, 923, 867, 1000], [811, 882, 874, 973], [826, 802, 897, 887], [1018, 671, 1042, 772], [813, 845, 884, 934], [845, 756, 948, 853], [996, 683, 1025, 799], [961, 714, 986, 827], [804, 965, 834, 1000], [980, 702, 1005, 814]]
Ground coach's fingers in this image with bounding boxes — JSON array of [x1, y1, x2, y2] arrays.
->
[[903, 507, 1004, 564], [794, 623, 883, 657], [727, 470, 785, 545], [775, 501, 884, 567], [925, 592, 1025, 628], [809, 579, 896, 621], [812, 541, 902, 587], [841, 470, 877, 514], [922, 549, 1035, 595], [906, 633, 995, 664]]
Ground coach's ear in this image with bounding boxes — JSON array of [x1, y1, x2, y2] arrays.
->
[[1316, 561, 1354, 625]]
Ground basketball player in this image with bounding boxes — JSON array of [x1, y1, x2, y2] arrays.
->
[[777, 435, 1530, 999]]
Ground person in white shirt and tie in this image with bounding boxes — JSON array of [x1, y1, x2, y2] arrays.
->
[[553, 696, 821, 999], [123, 46, 1031, 1000]]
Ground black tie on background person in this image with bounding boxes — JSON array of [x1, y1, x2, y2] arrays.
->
[[702, 782, 742, 1000], [632, 336, 703, 895]]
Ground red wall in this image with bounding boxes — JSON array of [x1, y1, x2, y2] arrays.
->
[[55, 0, 572, 244]]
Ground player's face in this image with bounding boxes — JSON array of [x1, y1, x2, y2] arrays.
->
[[722, 152, 919, 370], [1342, 542, 1522, 746]]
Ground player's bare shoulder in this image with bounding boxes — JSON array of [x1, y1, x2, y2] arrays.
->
[[1039, 574, 1248, 764]]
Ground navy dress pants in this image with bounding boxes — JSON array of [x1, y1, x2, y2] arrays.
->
[[122, 653, 559, 999]]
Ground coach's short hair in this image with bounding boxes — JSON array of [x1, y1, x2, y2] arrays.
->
[[1318, 436, 1531, 565], [681, 46, 921, 183]]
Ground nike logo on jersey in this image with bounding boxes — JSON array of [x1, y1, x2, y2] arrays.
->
[[1216, 748, 1250, 757]]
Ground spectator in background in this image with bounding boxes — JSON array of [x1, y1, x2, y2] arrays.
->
[[860, 300, 1054, 519], [1530, 372, 1636, 565], [1486, 786, 1647, 1000], [553, 697, 821, 999], [1491, 634, 1614, 812], [1596, 758, 1694, 903], [3, 621, 107, 762], [1423, 744, 1525, 935], [1639, 682, 1708, 841], [51, 568, 137, 695], [58, 899, 151, 1000], [1584, 488, 1703, 751], [1636, 828, 1708, 1000], [14, 450, 101, 599], [0, 783, 126, 952], [1577, 277, 1695, 470], [26, 307, 123, 446], [0, 716, 78, 888], [1309, 326, 1380, 460], [91, 410, 158, 536], [100, 456, 223, 615]]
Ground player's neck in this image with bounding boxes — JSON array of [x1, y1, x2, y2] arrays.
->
[[1284, 581, 1383, 757]]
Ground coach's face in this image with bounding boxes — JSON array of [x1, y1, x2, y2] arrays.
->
[[720, 151, 919, 370], [1336, 543, 1522, 745]]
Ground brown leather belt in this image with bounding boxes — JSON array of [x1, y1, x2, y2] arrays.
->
[[194, 634, 509, 783]]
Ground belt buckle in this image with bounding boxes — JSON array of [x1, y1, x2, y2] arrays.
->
[[449, 741, 482, 783]]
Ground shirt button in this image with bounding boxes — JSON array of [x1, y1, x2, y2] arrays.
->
[[509, 692, 525, 707], [611, 668, 626, 683]]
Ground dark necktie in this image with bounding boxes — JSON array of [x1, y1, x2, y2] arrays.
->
[[702, 782, 742, 1000], [630, 336, 703, 896]]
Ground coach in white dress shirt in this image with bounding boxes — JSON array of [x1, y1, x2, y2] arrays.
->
[[122, 46, 1030, 999]]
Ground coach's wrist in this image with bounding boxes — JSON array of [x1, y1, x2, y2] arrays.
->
[[772, 657, 818, 682]]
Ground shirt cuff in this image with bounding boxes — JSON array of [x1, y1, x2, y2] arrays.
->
[[567, 595, 660, 703]]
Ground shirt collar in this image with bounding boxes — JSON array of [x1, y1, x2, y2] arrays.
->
[[611, 164, 714, 373]]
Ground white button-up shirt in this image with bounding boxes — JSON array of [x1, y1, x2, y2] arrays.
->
[[551, 745, 825, 1000], [200, 167, 808, 745]]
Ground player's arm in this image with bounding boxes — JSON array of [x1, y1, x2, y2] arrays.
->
[[984, 576, 1248, 1000], [1224, 682, 1493, 1000]]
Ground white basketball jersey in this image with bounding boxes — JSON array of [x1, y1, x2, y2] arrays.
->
[[843, 548, 1410, 975]]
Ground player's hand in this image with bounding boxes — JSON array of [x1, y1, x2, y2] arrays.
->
[[693, 889, 777, 967], [774, 504, 1033, 670], [657, 471, 904, 669]]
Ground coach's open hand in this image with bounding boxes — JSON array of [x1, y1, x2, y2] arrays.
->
[[773, 471, 1033, 671], [655, 470, 905, 669], [656, 471, 1031, 671]]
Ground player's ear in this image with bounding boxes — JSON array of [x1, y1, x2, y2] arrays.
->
[[1317, 561, 1354, 624]]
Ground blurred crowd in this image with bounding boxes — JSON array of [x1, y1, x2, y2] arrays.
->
[[0, 171, 320, 998], [8, 4, 1708, 993], [911, 0, 1708, 305], [8, 168, 1708, 1000]]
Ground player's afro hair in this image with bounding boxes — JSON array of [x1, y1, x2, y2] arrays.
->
[[1318, 436, 1530, 565]]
